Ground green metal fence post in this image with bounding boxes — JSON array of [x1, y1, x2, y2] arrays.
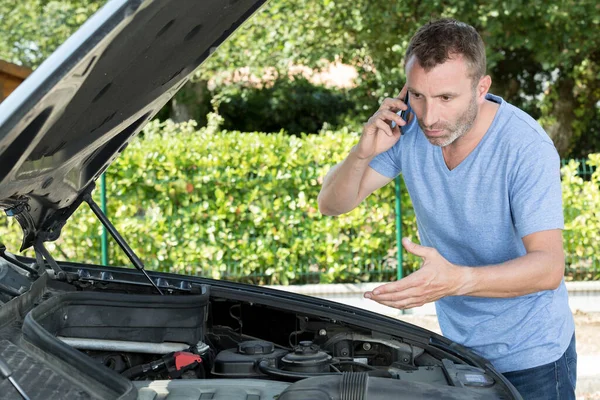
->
[[100, 173, 108, 265], [394, 176, 403, 281]]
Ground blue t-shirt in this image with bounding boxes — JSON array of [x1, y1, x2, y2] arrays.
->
[[369, 93, 574, 373]]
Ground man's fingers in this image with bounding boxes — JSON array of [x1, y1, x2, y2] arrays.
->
[[379, 97, 408, 113], [402, 237, 433, 258], [374, 119, 394, 137], [377, 299, 424, 310], [364, 276, 418, 298], [366, 286, 422, 302], [379, 109, 406, 128], [379, 84, 409, 112]]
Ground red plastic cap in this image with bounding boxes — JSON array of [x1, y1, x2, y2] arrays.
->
[[174, 352, 202, 370]]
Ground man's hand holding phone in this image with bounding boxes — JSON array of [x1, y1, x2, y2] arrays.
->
[[354, 85, 410, 160]]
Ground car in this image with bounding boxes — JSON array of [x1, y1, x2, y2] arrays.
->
[[0, 1, 523, 399]]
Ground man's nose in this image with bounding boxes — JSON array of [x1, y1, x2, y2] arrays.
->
[[421, 102, 439, 128]]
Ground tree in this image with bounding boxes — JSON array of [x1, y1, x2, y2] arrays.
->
[[200, 0, 600, 157], [2, 0, 599, 156]]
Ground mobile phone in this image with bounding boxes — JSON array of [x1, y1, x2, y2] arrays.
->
[[390, 92, 410, 134]]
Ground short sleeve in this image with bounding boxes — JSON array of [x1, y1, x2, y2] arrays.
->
[[509, 141, 564, 238], [369, 140, 402, 178]]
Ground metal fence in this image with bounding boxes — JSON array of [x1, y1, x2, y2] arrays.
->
[[92, 158, 599, 282], [562, 158, 596, 176]]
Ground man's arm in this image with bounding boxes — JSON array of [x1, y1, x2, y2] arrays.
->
[[318, 86, 410, 216], [317, 151, 392, 216], [460, 229, 565, 297], [365, 229, 565, 310]]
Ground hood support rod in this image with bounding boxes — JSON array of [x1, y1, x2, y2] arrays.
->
[[83, 193, 164, 295], [34, 240, 65, 279]]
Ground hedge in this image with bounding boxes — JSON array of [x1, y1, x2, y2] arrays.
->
[[213, 76, 354, 136], [0, 117, 598, 283]]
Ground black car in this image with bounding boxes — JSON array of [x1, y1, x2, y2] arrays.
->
[[0, 1, 522, 399]]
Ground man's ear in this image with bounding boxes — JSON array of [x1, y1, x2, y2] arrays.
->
[[477, 75, 492, 102]]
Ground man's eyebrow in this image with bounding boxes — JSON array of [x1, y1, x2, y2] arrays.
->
[[436, 91, 460, 97], [407, 88, 460, 97]]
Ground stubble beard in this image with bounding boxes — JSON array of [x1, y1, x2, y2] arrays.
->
[[419, 92, 479, 147]]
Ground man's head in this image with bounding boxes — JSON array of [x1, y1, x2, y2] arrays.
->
[[405, 19, 486, 83], [404, 19, 491, 147]]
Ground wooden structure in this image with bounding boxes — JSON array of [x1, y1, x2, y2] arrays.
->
[[0, 60, 32, 103]]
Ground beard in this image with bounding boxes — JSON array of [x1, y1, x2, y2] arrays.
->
[[418, 92, 479, 147]]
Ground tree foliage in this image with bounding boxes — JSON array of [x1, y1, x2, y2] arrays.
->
[[1, 0, 599, 156], [201, 0, 600, 156], [0, 1, 104, 68], [214, 76, 353, 135]]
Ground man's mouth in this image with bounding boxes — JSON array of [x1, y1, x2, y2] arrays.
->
[[423, 129, 446, 137]]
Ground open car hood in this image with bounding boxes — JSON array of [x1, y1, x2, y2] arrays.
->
[[0, 0, 266, 250]]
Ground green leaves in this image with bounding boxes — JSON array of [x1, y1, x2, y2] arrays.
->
[[212, 76, 354, 135], [0, 1, 104, 68], [197, 0, 600, 156], [561, 156, 600, 279], [3, 0, 599, 155], [0, 121, 415, 284], [1, 1, 599, 283], [2, 120, 593, 284]]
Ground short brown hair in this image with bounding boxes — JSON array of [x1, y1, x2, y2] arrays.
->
[[405, 19, 486, 80]]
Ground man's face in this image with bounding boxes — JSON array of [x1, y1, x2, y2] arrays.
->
[[405, 55, 480, 147]]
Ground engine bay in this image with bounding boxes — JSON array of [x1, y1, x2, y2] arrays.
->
[[0, 259, 517, 399]]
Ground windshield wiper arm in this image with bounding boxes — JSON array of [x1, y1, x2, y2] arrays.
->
[[0, 357, 31, 400], [83, 193, 164, 295]]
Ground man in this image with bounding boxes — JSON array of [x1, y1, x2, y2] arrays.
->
[[318, 19, 576, 399]]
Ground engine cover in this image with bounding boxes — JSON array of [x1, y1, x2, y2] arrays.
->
[[278, 372, 493, 400]]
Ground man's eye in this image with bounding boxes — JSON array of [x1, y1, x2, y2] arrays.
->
[[411, 93, 422, 99], [441, 96, 452, 101]]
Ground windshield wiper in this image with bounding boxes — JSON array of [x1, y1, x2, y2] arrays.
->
[[0, 357, 31, 400]]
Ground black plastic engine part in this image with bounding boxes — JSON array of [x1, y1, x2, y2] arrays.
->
[[212, 340, 288, 377], [257, 359, 340, 381], [281, 341, 331, 373], [21, 288, 210, 399], [25, 288, 209, 345], [441, 359, 495, 387], [278, 372, 493, 400], [239, 340, 275, 355], [0, 258, 32, 300]]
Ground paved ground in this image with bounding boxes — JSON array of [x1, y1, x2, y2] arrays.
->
[[395, 311, 600, 400]]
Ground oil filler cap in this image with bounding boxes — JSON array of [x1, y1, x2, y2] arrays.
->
[[238, 340, 275, 355]]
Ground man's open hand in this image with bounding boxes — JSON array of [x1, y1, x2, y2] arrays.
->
[[364, 238, 469, 310]]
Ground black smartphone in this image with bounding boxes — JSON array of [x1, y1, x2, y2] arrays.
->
[[390, 92, 410, 134]]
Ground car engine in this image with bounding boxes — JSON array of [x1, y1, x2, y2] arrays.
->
[[0, 258, 516, 399]]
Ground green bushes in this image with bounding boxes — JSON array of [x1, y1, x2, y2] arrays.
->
[[1, 120, 598, 283], [0, 118, 414, 284], [212, 76, 354, 136], [562, 155, 600, 279], [154, 76, 357, 136]]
